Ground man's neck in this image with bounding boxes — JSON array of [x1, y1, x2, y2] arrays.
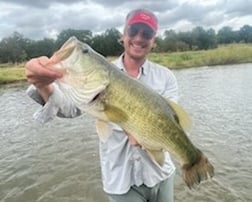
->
[[123, 54, 146, 78]]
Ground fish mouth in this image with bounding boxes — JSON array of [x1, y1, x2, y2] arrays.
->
[[85, 84, 107, 106], [89, 92, 101, 104], [87, 90, 105, 106]]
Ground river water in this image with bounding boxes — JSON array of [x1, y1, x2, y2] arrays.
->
[[0, 63, 252, 202]]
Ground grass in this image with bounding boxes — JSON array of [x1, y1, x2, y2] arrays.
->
[[149, 43, 252, 68], [0, 63, 26, 85], [1, 43, 252, 85]]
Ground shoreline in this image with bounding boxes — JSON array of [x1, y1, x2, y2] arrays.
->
[[1, 62, 251, 86], [1, 43, 252, 85]]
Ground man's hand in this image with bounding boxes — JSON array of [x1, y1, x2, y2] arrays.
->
[[25, 56, 63, 101], [25, 56, 63, 87]]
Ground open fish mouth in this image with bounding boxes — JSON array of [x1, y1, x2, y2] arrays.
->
[[87, 83, 107, 106], [88, 92, 102, 104]]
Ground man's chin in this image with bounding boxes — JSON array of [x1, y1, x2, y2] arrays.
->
[[129, 50, 146, 59], [128, 52, 145, 60]]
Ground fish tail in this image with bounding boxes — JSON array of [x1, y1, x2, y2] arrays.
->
[[182, 152, 214, 189]]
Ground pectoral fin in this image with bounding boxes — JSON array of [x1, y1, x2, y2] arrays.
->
[[166, 99, 192, 132], [96, 105, 128, 142], [145, 149, 165, 166], [95, 119, 113, 143]]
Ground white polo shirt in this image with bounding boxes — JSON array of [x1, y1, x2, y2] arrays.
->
[[99, 56, 178, 194]]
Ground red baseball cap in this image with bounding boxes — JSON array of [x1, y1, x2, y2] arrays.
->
[[126, 10, 158, 32]]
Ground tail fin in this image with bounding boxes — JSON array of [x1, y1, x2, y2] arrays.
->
[[182, 153, 214, 189]]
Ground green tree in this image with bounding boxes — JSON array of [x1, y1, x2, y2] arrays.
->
[[153, 36, 164, 52], [0, 32, 28, 63], [177, 31, 192, 50], [25, 38, 55, 59], [206, 28, 217, 49], [239, 25, 252, 43], [92, 28, 123, 56], [36, 38, 56, 56], [217, 26, 236, 44], [191, 26, 207, 50], [55, 29, 93, 49], [162, 29, 178, 52]]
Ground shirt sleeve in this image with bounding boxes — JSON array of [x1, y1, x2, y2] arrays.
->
[[163, 69, 179, 103], [26, 83, 82, 124]]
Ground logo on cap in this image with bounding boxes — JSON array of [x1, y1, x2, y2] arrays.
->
[[140, 13, 151, 20]]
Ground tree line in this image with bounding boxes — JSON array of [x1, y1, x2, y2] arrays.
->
[[0, 25, 252, 64]]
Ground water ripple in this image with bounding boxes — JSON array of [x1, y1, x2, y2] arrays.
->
[[1, 64, 252, 202]]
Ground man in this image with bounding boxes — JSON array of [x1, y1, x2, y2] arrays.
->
[[26, 9, 178, 202]]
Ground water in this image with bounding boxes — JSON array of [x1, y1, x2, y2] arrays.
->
[[1, 63, 252, 202]]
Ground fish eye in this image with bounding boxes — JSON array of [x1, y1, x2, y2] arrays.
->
[[82, 48, 89, 54]]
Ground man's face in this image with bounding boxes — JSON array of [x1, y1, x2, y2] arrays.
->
[[122, 23, 156, 60]]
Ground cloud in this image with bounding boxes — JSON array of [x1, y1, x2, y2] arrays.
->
[[223, 0, 252, 16], [0, 0, 85, 8], [0, 0, 251, 40]]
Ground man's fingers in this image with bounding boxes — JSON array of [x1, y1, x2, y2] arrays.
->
[[25, 58, 63, 78], [37, 56, 50, 65]]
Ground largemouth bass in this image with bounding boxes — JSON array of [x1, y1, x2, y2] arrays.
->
[[49, 36, 214, 188]]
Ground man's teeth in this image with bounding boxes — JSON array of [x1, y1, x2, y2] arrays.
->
[[132, 44, 143, 48]]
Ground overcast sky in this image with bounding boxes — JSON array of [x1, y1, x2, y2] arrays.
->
[[0, 0, 251, 40]]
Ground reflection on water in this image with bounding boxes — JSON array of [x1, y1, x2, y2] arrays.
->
[[1, 63, 252, 202]]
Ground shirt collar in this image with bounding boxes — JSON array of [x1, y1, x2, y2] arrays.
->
[[115, 53, 149, 76]]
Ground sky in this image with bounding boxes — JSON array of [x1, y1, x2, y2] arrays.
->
[[0, 0, 251, 40]]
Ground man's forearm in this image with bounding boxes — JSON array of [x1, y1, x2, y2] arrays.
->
[[36, 85, 53, 102]]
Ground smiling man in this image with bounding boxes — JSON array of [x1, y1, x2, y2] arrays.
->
[[25, 9, 178, 202], [104, 9, 179, 202]]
